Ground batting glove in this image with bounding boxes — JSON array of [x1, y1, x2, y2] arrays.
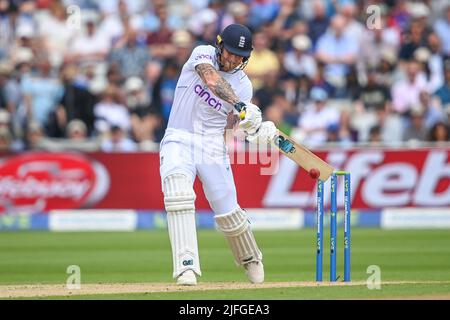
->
[[246, 121, 277, 144], [237, 103, 262, 135]]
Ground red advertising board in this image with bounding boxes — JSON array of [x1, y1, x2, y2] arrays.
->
[[0, 148, 448, 214]]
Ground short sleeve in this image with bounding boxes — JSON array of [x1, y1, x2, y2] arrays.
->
[[186, 45, 217, 71]]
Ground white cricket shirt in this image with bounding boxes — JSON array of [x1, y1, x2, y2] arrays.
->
[[167, 45, 253, 135]]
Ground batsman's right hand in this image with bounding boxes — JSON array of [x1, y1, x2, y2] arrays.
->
[[238, 103, 262, 135]]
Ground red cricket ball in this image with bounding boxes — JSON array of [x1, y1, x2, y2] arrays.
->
[[309, 168, 320, 180]]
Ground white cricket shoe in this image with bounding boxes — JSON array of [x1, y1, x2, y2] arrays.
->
[[176, 270, 197, 286], [244, 261, 264, 284]]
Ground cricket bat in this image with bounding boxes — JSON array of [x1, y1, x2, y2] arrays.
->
[[272, 130, 334, 181], [236, 104, 334, 181]]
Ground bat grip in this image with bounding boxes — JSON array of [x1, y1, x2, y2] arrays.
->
[[234, 102, 246, 120]]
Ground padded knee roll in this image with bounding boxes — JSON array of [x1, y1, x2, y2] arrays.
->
[[163, 173, 196, 213], [163, 174, 201, 278], [215, 208, 263, 266]]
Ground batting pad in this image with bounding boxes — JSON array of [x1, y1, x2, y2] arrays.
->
[[215, 208, 263, 266], [163, 174, 201, 278]]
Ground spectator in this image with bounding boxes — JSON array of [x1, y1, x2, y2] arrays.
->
[[227, 1, 250, 27], [326, 109, 357, 147], [132, 110, 163, 152], [297, 87, 340, 147], [417, 33, 445, 93], [247, 0, 280, 30], [38, 1, 75, 68], [0, 0, 14, 60], [283, 34, 316, 79], [97, 0, 147, 16], [48, 63, 96, 138], [311, 61, 335, 97], [67, 14, 110, 67], [58, 118, 100, 152], [102, 65, 121, 89], [66, 119, 89, 141], [0, 109, 13, 145], [93, 85, 131, 136], [21, 58, 64, 131], [326, 122, 340, 144], [245, 30, 280, 91], [171, 29, 194, 66], [152, 59, 180, 124], [264, 104, 291, 136], [208, 0, 235, 34], [419, 90, 447, 130], [187, 8, 218, 46], [140, 0, 184, 35], [391, 59, 428, 114], [398, 17, 430, 62], [353, 66, 392, 112], [280, 73, 299, 107], [124, 76, 151, 113], [124, 75, 164, 148], [307, 0, 330, 48], [337, 108, 358, 144], [15, 1, 38, 40], [315, 14, 358, 95], [100, 125, 138, 152], [357, 14, 400, 83], [402, 106, 428, 142], [8, 24, 37, 67], [368, 124, 382, 146], [1, 57, 29, 141], [253, 70, 285, 114], [428, 121, 450, 143], [339, 1, 365, 47], [0, 126, 10, 150], [434, 61, 450, 106], [0, 61, 10, 110], [109, 28, 152, 78], [146, 2, 177, 60], [376, 48, 398, 88], [24, 121, 45, 150], [375, 106, 404, 145], [295, 74, 313, 110], [143, 61, 163, 106], [270, 0, 302, 46], [97, 0, 134, 47], [433, 4, 450, 56], [389, 0, 412, 32]]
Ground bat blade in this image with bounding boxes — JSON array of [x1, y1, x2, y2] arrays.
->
[[272, 130, 334, 181]]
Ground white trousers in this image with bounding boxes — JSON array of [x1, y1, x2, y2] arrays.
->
[[160, 128, 239, 215]]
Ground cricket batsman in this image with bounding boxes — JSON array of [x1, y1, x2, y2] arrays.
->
[[159, 24, 277, 286]]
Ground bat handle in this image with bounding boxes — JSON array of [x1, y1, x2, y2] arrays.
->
[[234, 102, 246, 120]]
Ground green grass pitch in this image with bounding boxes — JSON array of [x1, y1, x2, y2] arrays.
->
[[1, 229, 450, 299]]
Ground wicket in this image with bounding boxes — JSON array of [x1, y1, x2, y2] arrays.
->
[[316, 171, 351, 282]]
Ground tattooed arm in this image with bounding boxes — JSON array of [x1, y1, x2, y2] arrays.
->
[[195, 63, 241, 106], [196, 63, 261, 133]]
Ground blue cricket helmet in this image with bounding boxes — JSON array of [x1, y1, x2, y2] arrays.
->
[[217, 24, 253, 58]]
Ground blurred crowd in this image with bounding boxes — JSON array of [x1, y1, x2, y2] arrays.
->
[[0, 0, 449, 152]]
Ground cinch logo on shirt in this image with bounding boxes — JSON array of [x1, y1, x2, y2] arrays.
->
[[194, 54, 213, 61], [194, 84, 223, 111]]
